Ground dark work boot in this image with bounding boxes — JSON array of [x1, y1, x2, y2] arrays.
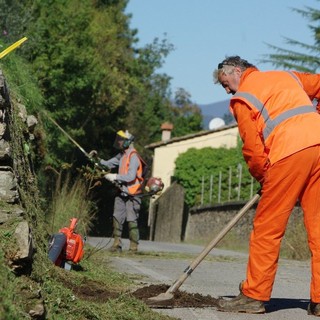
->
[[109, 218, 122, 253], [217, 283, 265, 314], [128, 221, 139, 253], [308, 302, 320, 316]]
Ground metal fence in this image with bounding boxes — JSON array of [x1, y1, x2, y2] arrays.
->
[[199, 163, 259, 205]]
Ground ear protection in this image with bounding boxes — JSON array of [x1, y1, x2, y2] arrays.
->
[[123, 133, 135, 148]]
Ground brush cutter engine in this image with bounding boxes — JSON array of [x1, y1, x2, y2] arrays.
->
[[144, 177, 164, 195]]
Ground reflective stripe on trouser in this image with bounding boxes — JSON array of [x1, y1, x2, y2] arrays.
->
[[242, 145, 320, 302]]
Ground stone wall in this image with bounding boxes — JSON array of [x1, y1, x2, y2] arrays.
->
[[185, 202, 303, 243], [0, 70, 37, 273], [151, 186, 304, 245], [185, 201, 257, 243], [150, 181, 187, 242]]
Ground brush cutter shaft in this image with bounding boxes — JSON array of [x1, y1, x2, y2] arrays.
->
[[166, 193, 260, 294], [44, 111, 90, 158]]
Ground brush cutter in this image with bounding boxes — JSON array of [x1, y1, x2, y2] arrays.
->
[[42, 110, 92, 160], [42, 110, 110, 176], [147, 192, 260, 306], [42, 111, 164, 196]]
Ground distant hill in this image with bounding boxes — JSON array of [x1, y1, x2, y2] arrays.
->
[[197, 100, 231, 129]]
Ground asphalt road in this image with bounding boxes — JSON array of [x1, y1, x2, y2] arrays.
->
[[87, 237, 312, 320]]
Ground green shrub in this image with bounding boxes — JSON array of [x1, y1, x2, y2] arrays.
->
[[174, 142, 260, 207]]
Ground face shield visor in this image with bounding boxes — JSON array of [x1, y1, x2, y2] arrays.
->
[[113, 130, 134, 150]]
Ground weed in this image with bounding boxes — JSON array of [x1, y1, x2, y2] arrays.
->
[[47, 171, 97, 236]]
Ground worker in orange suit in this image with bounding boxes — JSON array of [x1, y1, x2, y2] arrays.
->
[[213, 55, 320, 316]]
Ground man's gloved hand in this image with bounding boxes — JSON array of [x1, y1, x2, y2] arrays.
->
[[104, 173, 117, 182], [88, 150, 98, 159], [88, 150, 103, 167]]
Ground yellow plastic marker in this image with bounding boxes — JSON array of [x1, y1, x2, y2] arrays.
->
[[0, 37, 28, 59]]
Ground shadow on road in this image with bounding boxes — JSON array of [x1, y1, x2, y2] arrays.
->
[[266, 297, 309, 313], [221, 295, 309, 313]]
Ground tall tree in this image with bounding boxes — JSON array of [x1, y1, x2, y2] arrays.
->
[[24, 0, 137, 164], [0, 0, 34, 43], [119, 37, 174, 156], [170, 88, 203, 137], [1, 0, 203, 168], [262, 5, 320, 72]]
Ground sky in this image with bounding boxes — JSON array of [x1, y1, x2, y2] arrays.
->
[[126, 0, 318, 105]]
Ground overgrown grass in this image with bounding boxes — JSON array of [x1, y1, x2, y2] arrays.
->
[[1, 246, 175, 319], [0, 54, 176, 319], [0, 45, 43, 114], [0, 252, 24, 319], [38, 172, 174, 319], [47, 171, 97, 236], [0, 178, 175, 319]]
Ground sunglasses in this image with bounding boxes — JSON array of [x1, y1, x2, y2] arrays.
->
[[217, 62, 236, 69]]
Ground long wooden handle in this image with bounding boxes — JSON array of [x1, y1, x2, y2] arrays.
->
[[167, 193, 260, 294]]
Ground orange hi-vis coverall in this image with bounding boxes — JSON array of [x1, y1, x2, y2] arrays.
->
[[230, 68, 320, 302]]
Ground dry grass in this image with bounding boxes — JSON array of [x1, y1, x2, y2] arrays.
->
[[47, 172, 97, 236], [282, 218, 310, 260], [188, 214, 310, 261]]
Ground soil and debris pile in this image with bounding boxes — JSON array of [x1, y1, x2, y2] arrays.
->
[[60, 277, 219, 309], [132, 284, 219, 308]]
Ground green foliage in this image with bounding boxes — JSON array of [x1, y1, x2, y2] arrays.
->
[[0, 0, 134, 166], [174, 141, 260, 207], [124, 37, 175, 159], [0, 40, 43, 114], [262, 5, 320, 72], [0, 0, 34, 44], [170, 88, 203, 137], [0, 0, 204, 172]]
